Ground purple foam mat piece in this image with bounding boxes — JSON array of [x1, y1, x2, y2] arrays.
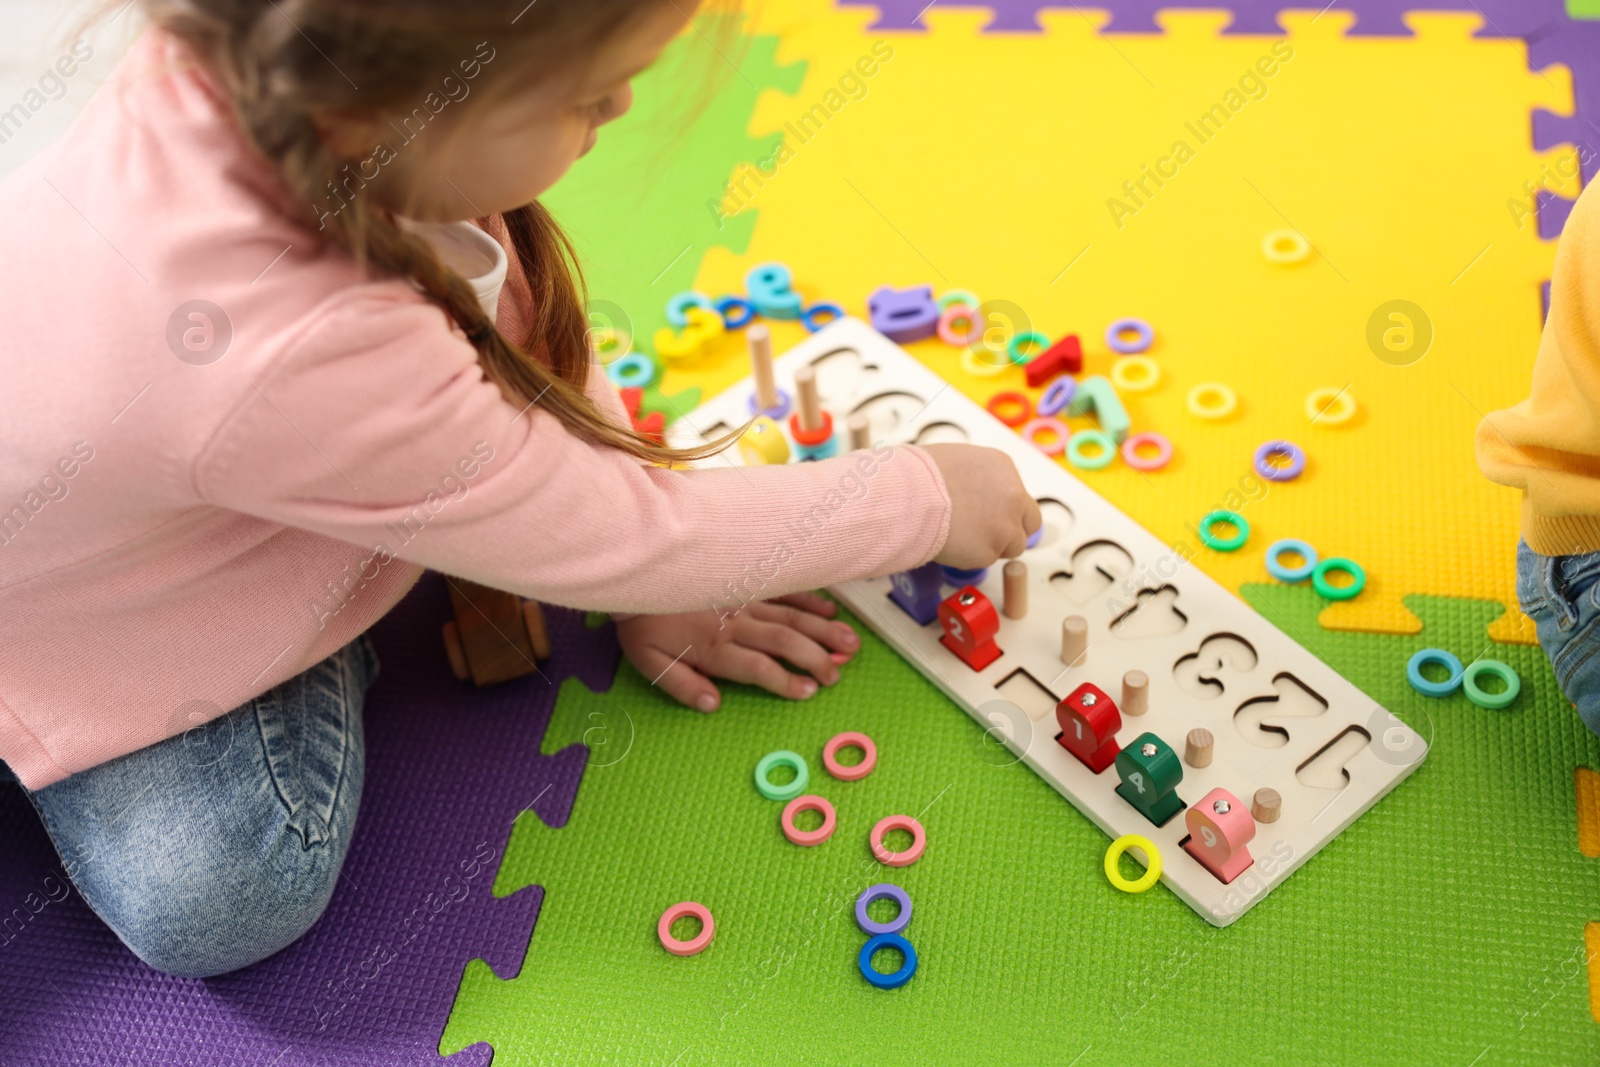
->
[[1537, 188, 1577, 241], [0, 573, 616, 1066]]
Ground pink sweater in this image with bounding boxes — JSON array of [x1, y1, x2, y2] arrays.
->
[[0, 32, 951, 790]]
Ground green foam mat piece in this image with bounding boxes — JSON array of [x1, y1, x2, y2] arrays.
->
[[1570, 0, 1600, 20], [442, 587, 1600, 1064]]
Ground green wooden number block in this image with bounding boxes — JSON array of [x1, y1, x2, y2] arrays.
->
[[1114, 731, 1186, 827]]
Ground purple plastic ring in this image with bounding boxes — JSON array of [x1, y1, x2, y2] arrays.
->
[[1253, 440, 1306, 482], [855, 883, 912, 935], [1037, 375, 1076, 417], [748, 387, 793, 421], [1106, 318, 1154, 355]]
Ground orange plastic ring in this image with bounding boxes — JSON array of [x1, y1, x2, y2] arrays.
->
[[986, 391, 1031, 428]]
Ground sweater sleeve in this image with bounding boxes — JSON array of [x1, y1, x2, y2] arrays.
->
[[196, 286, 952, 614]]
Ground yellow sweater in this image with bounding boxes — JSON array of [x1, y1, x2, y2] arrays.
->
[[1477, 179, 1600, 555]]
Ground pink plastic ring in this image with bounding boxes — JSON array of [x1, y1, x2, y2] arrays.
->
[[937, 304, 980, 346], [1020, 417, 1070, 457], [781, 794, 837, 846], [1121, 432, 1173, 472], [870, 814, 927, 867], [657, 901, 715, 956], [823, 731, 878, 780]]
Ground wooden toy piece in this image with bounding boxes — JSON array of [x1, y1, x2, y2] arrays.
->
[[1251, 787, 1282, 824], [1122, 670, 1149, 716], [937, 585, 1003, 671], [1183, 787, 1257, 884], [1065, 375, 1131, 443], [738, 417, 790, 466], [1060, 615, 1088, 666], [867, 284, 940, 343], [848, 412, 871, 451], [1184, 727, 1214, 768], [653, 305, 725, 363], [1024, 333, 1083, 388], [1002, 560, 1028, 620], [1115, 731, 1186, 827], [888, 562, 944, 625], [1055, 682, 1121, 774], [441, 579, 549, 687], [789, 365, 836, 458], [748, 324, 779, 412]]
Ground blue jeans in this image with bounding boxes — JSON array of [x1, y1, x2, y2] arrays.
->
[[1519, 539, 1600, 738], [2, 636, 375, 978]]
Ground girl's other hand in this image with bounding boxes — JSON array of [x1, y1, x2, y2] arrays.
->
[[616, 593, 859, 713], [921, 443, 1042, 569]]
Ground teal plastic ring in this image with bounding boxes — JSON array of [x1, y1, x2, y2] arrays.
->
[[1462, 660, 1521, 710], [1006, 331, 1050, 365], [1198, 510, 1250, 552], [754, 750, 809, 801], [939, 289, 980, 311], [1265, 538, 1318, 583], [1066, 429, 1116, 470], [1407, 648, 1464, 698], [607, 352, 658, 389], [1312, 558, 1365, 600]]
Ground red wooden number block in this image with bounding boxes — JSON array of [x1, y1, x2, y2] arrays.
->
[[1183, 787, 1256, 884], [938, 585, 1002, 671], [1055, 682, 1121, 773]]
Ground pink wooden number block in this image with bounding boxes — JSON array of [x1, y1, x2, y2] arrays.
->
[[1183, 787, 1256, 884]]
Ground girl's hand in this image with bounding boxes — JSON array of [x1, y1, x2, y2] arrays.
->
[[616, 592, 860, 713], [921, 443, 1042, 568]]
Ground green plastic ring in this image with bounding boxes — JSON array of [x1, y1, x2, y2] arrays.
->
[[1006, 330, 1050, 365], [1197, 509, 1250, 552], [1312, 557, 1366, 600], [1066, 429, 1116, 470], [754, 750, 809, 801], [1462, 660, 1521, 710], [939, 289, 980, 311]]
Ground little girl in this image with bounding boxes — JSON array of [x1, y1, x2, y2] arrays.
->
[[0, 1, 1038, 977]]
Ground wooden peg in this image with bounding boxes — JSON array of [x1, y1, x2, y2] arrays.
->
[[748, 324, 778, 412], [1251, 787, 1282, 824], [848, 412, 871, 451], [1002, 560, 1028, 620], [1184, 727, 1214, 768], [1121, 670, 1149, 716], [794, 365, 823, 433], [1060, 615, 1087, 666]]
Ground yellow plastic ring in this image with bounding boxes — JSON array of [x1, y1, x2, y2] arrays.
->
[[1305, 387, 1357, 426], [1186, 382, 1238, 420], [1262, 229, 1312, 265], [961, 344, 1010, 378], [1104, 834, 1162, 894], [738, 417, 791, 466], [1110, 356, 1161, 393], [588, 327, 632, 365]]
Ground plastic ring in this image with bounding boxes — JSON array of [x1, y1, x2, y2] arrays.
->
[[1462, 660, 1521, 710], [855, 883, 912, 936], [658, 901, 715, 956], [589, 327, 632, 365], [824, 731, 878, 781], [858, 932, 918, 989], [1187, 382, 1238, 420], [1067, 429, 1116, 470], [870, 814, 926, 867], [1104, 834, 1162, 894], [1106, 318, 1154, 355], [1110, 356, 1160, 393], [747, 387, 793, 421], [1407, 648, 1465, 698], [754, 750, 809, 801], [987, 391, 1031, 428], [1037, 375, 1076, 417], [937, 304, 980, 346], [1007, 331, 1050, 365], [961, 345, 1009, 378], [938, 289, 980, 311], [1254, 440, 1306, 482], [1027, 526, 1042, 549], [801, 301, 845, 334], [941, 564, 987, 586], [665, 290, 716, 329], [1198, 509, 1250, 552], [1120, 432, 1172, 472], [714, 295, 756, 330], [781, 794, 837, 846], [1020, 417, 1070, 457], [1312, 558, 1366, 600], [1265, 538, 1318, 583], [607, 352, 658, 389], [1262, 229, 1312, 265], [1306, 387, 1357, 426]]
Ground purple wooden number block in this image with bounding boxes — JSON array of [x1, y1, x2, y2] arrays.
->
[[888, 561, 944, 625], [868, 285, 940, 343]]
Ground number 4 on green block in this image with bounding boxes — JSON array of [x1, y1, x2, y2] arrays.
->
[[1114, 731, 1185, 827]]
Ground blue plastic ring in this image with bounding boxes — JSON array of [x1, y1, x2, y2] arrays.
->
[[855, 883, 912, 936], [858, 933, 918, 989], [1254, 440, 1307, 482], [1265, 538, 1318, 583], [941, 565, 987, 585], [747, 387, 793, 421], [715, 295, 756, 330], [607, 352, 657, 389], [1037, 375, 1077, 417], [665, 291, 715, 329], [1026, 525, 1043, 549], [1407, 648, 1465, 698], [801, 302, 846, 334], [1107, 318, 1154, 354]]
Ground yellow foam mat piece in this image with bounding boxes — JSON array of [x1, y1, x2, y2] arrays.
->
[[1589, 923, 1600, 1023], [662, 4, 1576, 647], [1580, 767, 1600, 858]]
